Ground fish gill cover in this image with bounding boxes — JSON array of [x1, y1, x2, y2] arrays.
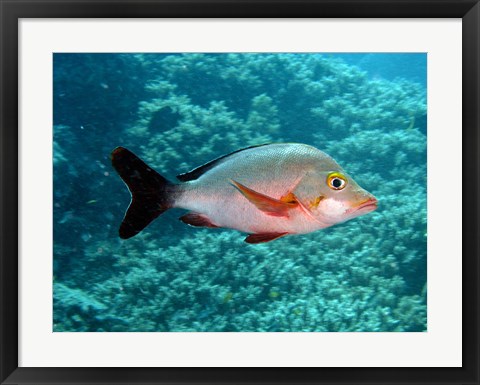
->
[[53, 53, 427, 332]]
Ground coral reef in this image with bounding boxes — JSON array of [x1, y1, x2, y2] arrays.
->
[[53, 53, 427, 332]]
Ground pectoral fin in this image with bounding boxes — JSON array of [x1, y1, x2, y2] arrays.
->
[[230, 180, 298, 217], [245, 232, 289, 244]]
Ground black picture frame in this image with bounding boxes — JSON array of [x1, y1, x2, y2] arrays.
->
[[1, 1, 478, 384]]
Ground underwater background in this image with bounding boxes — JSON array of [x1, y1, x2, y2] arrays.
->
[[53, 53, 427, 332]]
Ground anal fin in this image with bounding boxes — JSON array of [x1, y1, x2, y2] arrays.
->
[[245, 232, 288, 244], [180, 212, 218, 228]]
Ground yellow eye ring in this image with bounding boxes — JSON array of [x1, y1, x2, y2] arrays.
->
[[327, 172, 347, 190]]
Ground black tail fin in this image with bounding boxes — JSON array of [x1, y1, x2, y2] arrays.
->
[[111, 147, 174, 239]]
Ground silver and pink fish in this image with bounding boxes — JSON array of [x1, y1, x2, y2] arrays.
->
[[111, 143, 377, 243]]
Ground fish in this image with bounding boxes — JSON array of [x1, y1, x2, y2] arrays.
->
[[110, 143, 377, 244]]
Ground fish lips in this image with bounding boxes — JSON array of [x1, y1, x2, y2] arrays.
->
[[346, 196, 378, 216]]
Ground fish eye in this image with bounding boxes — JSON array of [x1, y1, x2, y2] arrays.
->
[[327, 172, 347, 190]]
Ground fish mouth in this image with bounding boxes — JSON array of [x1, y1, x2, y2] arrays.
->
[[348, 197, 378, 214]]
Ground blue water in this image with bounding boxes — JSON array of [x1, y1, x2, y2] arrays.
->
[[53, 53, 427, 332]]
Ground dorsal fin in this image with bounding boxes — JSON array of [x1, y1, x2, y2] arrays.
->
[[176, 143, 272, 182]]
